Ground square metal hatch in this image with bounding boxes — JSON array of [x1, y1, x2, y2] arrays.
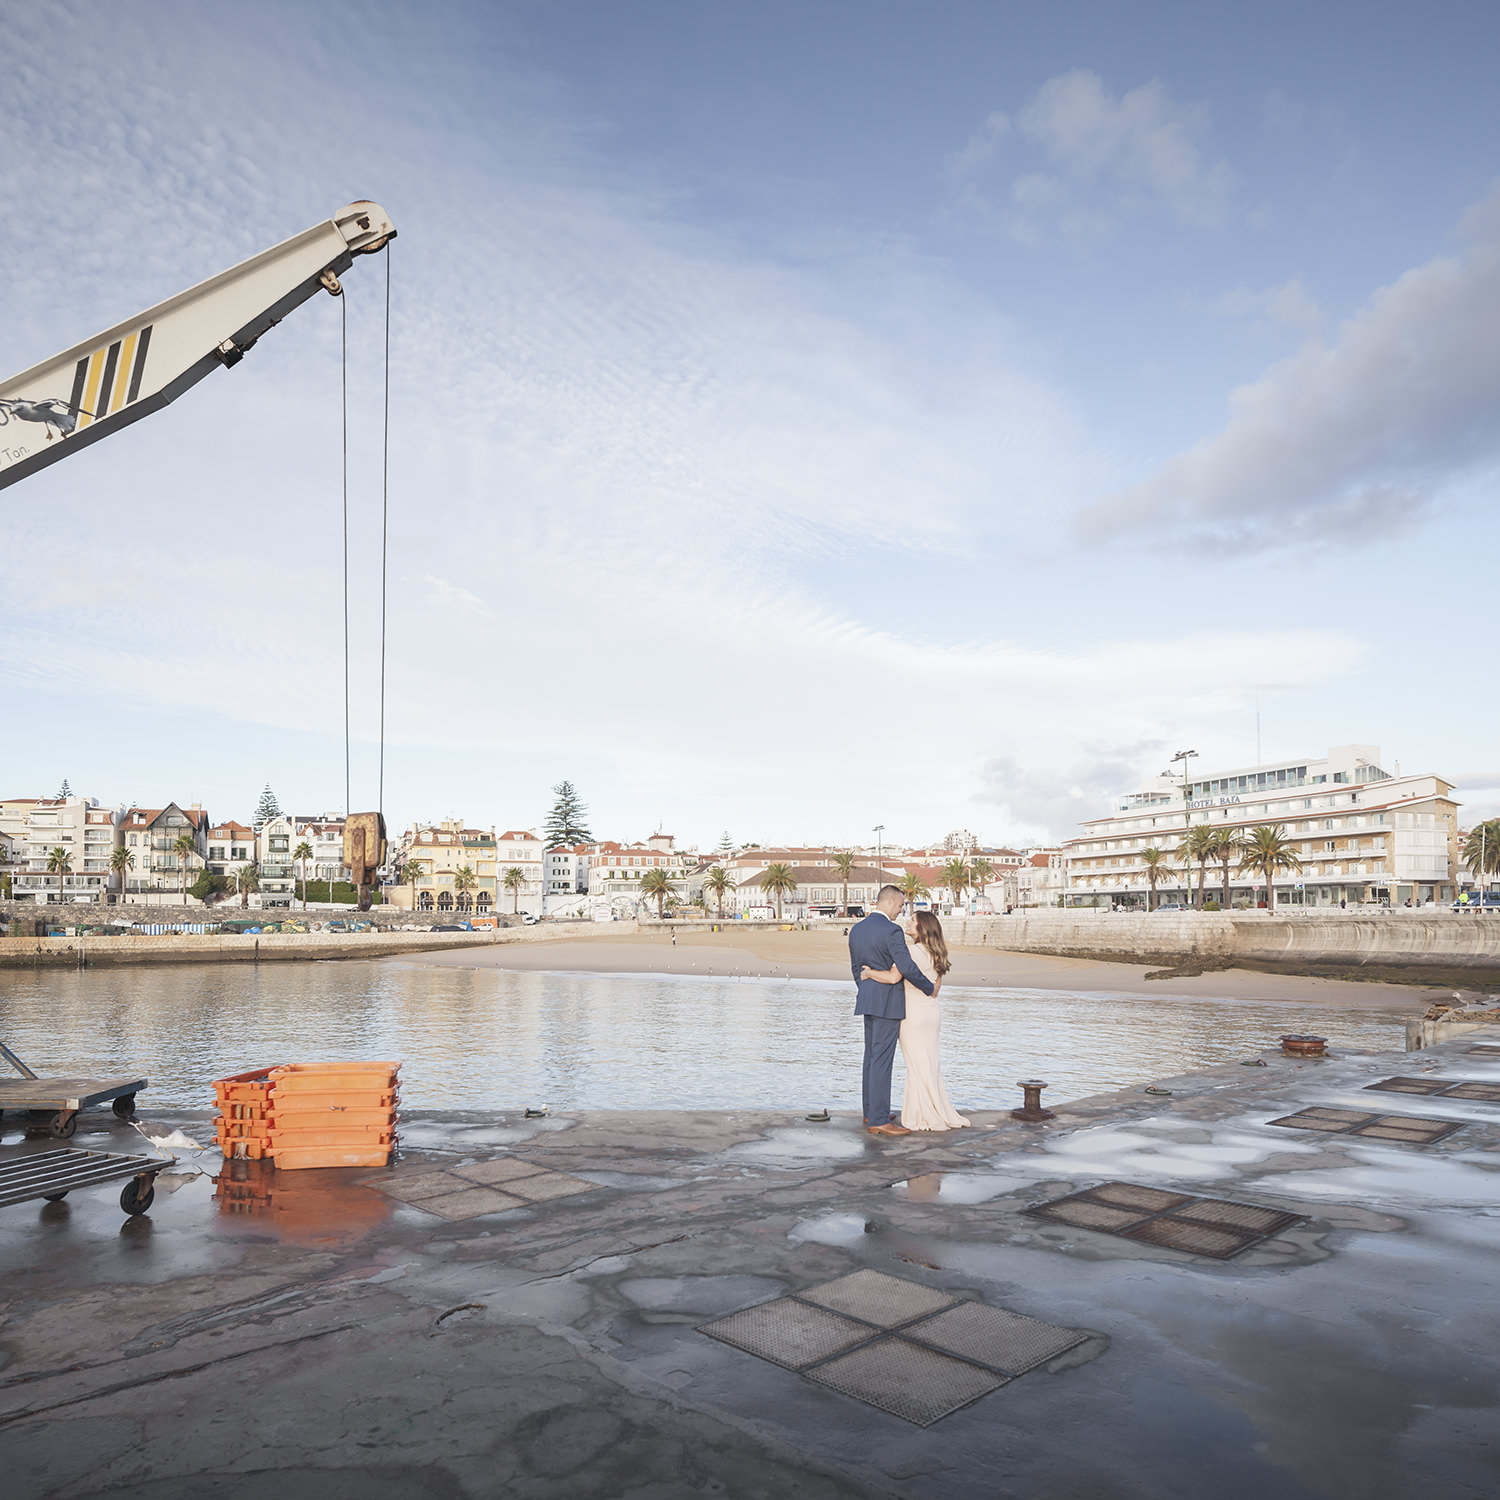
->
[[1267, 1108, 1466, 1145]]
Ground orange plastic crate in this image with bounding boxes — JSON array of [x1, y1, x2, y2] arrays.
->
[[271, 1063, 400, 1093], [214, 1115, 275, 1140], [269, 1090, 397, 1116], [212, 1066, 282, 1103], [218, 1100, 274, 1123], [216, 1134, 272, 1160], [272, 1142, 395, 1171], [267, 1127, 395, 1148], [269, 1108, 397, 1132]]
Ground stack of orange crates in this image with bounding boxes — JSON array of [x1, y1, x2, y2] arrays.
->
[[213, 1066, 277, 1159], [211, 1062, 399, 1169], [264, 1062, 400, 1170]]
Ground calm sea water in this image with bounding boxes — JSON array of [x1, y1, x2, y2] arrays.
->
[[0, 962, 1411, 1112]]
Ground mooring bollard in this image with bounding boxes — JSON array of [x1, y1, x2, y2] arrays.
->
[[1280, 1034, 1328, 1057], [1011, 1079, 1055, 1122]]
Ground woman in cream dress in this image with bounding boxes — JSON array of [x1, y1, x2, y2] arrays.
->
[[859, 911, 969, 1132]]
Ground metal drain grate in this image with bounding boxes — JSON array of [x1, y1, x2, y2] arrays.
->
[[1267, 1108, 1466, 1145], [698, 1273, 1090, 1425], [902, 1301, 1086, 1376], [808, 1337, 1006, 1426], [1366, 1077, 1500, 1103], [699, 1298, 875, 1370], [1364, 1077, 1450, 1095], [1464, 1045, 1500, 1056], [1024, 1181, 1305, 1260], [798, 1269, 960, 1328]]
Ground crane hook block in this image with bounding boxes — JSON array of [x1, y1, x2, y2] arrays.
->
[[0, 200, 396, 492]]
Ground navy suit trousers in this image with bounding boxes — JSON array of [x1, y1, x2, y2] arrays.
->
[[862, 1014, 902, 1125]]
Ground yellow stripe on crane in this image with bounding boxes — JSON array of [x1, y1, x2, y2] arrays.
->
[[110, 332, 138, 416], [78, 349, 107, 429]]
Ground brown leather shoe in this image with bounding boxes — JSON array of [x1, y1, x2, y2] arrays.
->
[[867, 1122, 911, 1137]]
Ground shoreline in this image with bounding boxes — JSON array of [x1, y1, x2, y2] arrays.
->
[[391, 928, 1444, 1011]]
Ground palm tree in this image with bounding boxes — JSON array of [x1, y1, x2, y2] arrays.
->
[[1463, 820, 1500, 894], [0, 843, 11, 900], [830, 851, 857, 915], [173, 832, 196, 904], [1176, 825, 1217, 909], [898, 871, 931, 909], [1205, 828, 1244, 908], [1238, 824, 1303, 912], [759, 862, 797, 921], [641, 867, 673, 918], [1138, 847, 1168, 910], [109, 846, 135, 903], [503, 866, 525, 913], [46, 846, 72, 904], [292, 841, 313, 909], [703, 866, 732, 919], [453, 864, 477, 911], [400, 859, 426, 911], [941, 857, 971, 910], [969, 857, 994, 901], [237, 863, 260, 907]]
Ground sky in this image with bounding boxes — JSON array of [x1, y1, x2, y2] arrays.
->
[[3, 0, 1499, 850]]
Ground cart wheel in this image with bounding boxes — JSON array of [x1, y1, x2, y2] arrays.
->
[[112, 1094, 137, 1121], [44, 1192, 68, 1202], [49, 1112, 77, 1139], [120, 1177, 155, 1215]]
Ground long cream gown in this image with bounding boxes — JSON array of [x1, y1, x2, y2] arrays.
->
[[898, 940, 969, 1131]]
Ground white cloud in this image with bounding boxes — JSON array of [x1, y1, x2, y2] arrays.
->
[[1084, 182, 1500, 548], [946, 69, 1236, 242], [413, 575, 490, 617], [1213, 276, 1322, 334]]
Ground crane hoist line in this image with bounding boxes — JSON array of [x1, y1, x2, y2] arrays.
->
[[0, 200, 398, 908]]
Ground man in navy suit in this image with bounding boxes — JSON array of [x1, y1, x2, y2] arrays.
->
[[849, 884, 935, 1136]]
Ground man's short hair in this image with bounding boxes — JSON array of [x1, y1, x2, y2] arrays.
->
[[877, 885, 904, 905]]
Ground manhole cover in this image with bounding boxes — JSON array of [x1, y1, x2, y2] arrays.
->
[[451, 1158, 547, 1185], [419, 1186, 528, 1220], [902, 1301, 1085, 1376], [1025, 1182, 1305, 1259], [1267, 1108, 1466, 1145], [504, 1171, 596, 1202], [798, 1269, 960, 1328], [1439, 1082, 1500, 1102], [808, 1337, 1005, 1426], [699, 1298, 874, 1370]]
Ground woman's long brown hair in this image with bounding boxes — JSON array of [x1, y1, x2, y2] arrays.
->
[[913, 911, 951, 976]]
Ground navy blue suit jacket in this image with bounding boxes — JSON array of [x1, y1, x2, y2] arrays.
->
[[849, 911, 935, 1019]]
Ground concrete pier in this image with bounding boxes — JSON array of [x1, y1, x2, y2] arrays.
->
[[1, 1038, 1496, 1498]]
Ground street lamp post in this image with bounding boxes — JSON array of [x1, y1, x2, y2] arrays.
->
[[1170, 749, 1198, 908]]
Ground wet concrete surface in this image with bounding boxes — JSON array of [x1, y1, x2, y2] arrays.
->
[[0, 1040, 1497, 1498]]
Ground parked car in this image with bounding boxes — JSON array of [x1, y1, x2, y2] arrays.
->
[[1453, 895, 1500, 913], [1153, 903, 1185, 912], [521, 913, 541, 926]]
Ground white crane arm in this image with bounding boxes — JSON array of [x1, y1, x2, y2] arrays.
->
[[0, 200, 395, 491]]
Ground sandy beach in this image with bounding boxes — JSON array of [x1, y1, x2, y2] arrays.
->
[[394, 925, 1445, 1011]]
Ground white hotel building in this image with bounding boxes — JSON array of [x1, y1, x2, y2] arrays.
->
[[1065, 745, 1460, 909]]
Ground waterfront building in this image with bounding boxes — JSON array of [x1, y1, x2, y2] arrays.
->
[[205, 820, 256, 886], [117, 803, 209, 902], [1064, 745, 1459, 909], [292, 814, 350, 888], [495, 829, 543, 913], [5, 796, 122, 903], [255, 814, 297, 905], [1016, 848, 1069, 908], [545, 844, 591, 896], [389, 821, 502, 914], [588, 836, 690, 915], [729, 863, 886, 916]]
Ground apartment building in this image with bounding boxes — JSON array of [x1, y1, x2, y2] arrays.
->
[[588, 835, 690, 914], [117, 803, 209, 901], [388, 821, 501, 913], [1065, 745, 1460, 908], [256, 815, 298, 905], [5, 796, 122, 903], [205, 821, 256, 886], [730, 862, 887, 916], [545, 845, 591, 895], [293, 815, 350, 886]]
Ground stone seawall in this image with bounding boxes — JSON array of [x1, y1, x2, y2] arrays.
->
[[0, 921, 617, 969], [938, 911, 1500, 985]]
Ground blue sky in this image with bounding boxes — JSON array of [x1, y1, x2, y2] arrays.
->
[[3, 0, 1498, 848]]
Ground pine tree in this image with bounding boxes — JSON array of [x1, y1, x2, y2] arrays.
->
[[56, 778, 72, 799], [543, 781, 592, 847], [253, 784, 281, 829], [716, 831, 735, 858]]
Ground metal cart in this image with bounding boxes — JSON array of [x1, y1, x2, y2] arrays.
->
[[0, 1039, 147, 1138], [0, 1147, 171, 1215]]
